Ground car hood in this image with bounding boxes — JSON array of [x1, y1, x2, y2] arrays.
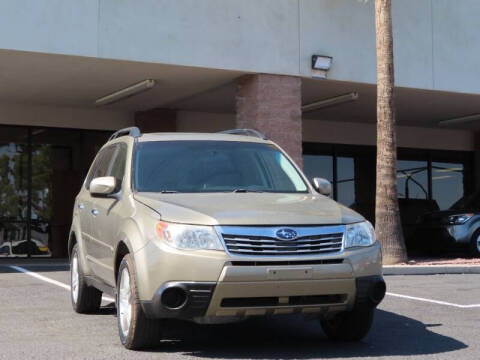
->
[[134, 192, 364, 226]]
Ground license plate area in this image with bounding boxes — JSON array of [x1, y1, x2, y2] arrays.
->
[[267, 267, 313, 280]]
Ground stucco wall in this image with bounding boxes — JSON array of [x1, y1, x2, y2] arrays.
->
[[0, 0, 479, 94], [177, 111, 474, 152], [0, 102, 134, 130]]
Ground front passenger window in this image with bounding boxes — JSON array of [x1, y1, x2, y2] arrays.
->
[[109, 144, 127, 193], [85, 146, 116, 190]]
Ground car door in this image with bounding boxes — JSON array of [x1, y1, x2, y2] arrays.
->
[[77, 149, 109, 259], [84, 145, 117, 279], [89, 143, 128, 286]]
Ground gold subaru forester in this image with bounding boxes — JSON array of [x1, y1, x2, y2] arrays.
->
[[69, 127, 385, 349]]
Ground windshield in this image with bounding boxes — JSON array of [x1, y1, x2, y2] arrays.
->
[[134, 141, 308, 193]]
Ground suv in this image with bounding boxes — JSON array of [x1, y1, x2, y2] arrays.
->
[[69, 127, 385, 349]]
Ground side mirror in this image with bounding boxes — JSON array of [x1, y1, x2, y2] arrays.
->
[[90, 176, 116, 196], [312, 177, 332, 196]]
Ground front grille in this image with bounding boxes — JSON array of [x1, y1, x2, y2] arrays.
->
[[220, 231, 344, 256], [230, 259, 344, 266]]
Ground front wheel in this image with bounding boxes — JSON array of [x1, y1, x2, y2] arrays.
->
[[117, 254, 162, 349], [470, 231, 480, 258], [70, 244, 102, 313], [320, 305, 375, 341]]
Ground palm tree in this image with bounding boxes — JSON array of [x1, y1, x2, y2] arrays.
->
[[374, 0, 407, 264]]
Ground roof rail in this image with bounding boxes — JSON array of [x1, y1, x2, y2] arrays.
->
[[219, 129, 267, 139], [108, 126, 141, 141]]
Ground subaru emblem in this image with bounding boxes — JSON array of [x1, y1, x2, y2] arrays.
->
[[276, 228, 298, 240]]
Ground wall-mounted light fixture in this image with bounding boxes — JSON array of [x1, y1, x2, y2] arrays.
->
[[302, 92, 359, 113], [311, 55, 333, 79], [438, 114, 480, 127], [95, 79, 156, 106]]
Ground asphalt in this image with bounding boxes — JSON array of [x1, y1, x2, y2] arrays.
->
[[1, 264, 479, 360]]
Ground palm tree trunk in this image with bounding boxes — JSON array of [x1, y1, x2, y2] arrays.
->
[[375, 0, 407, 264]]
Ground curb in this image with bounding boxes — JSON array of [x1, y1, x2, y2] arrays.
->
[[383, 265, 480, 275]]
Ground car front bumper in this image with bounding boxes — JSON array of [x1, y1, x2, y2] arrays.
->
[[136, 241, 384, 321]]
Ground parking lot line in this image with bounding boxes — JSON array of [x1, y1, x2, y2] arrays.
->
[[9, 265, 115, 303], [386, 291, 480, 309], [7, 265, 480, 309]]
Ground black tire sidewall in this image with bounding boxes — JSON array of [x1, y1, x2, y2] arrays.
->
[[70, 244, 84, 309], [70, 243, 102, 313], [470, 230, 480, 257], [117, 255, 136, 346]]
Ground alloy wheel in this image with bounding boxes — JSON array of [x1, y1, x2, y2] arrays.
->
[[71, 254, 79, 304], [119, 268, 132, 337]]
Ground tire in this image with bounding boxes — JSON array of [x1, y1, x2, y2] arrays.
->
[[470, 230, 480, 258], [117, 254, 162, 350], [70, 244, 102, 313], [320, 305, 375, 342]]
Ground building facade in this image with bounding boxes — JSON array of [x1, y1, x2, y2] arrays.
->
[[1, 0, 479, 257]]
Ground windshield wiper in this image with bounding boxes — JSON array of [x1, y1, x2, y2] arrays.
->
[[159, 190, 178, 194], [232, 189, 263, 193]]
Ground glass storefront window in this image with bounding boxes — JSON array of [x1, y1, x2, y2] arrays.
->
[[302, 154, 355, 206], [0, 125, 110, 258], [303, 155, 333, 183], [337, 157, 355, 207], [432, 162, 464, 210], [0, 127, 29, 257], [397, 160, 428, 200]]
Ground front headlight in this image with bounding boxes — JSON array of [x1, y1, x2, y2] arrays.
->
[[447, 213, 473, 225], [345, 221, 376, 248], [156, 221, 224, 251]]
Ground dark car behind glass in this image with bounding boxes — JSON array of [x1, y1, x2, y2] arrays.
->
[[411, 191, 480, 257]]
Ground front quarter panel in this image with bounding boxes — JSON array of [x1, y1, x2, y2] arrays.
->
[[69, 203, 93, 276]]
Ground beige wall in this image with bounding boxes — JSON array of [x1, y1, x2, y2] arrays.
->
[[303, 119, 474, 152], [0, 102, 134, 130], [178, 111, 474, 152], [0, 106, 473, 152]]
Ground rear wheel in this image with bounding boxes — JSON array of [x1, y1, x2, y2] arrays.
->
[[70, 244, 102, 313], [117, 254, 162, 349], [470, 231, 480, 258], [320, 305, 374, 342]]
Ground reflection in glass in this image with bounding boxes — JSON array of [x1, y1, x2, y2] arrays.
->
[[302, 155, 334, 198], [432, 162, 463, 210], [302, 155, 333, 182], [0, 128, 28, 257], [397, 160, 428, 199], [337, 157, 355, 207]]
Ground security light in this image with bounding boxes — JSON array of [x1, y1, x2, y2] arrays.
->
[[312, 55, 333, 70], [95, 79, 156, 106], [438, 114, 480, 127], [311, 55, 333, 79], [302, 92, 359, 113]]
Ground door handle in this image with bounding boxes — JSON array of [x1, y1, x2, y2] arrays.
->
[[78, 203, 84, 210], [91, 209, 99, 216]]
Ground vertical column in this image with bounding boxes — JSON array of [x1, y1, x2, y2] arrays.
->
[[134, 108, 177, 133], [235, 74, 303, 167]]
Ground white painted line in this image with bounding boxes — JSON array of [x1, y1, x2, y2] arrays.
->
[[386, 292, 480, 309], [9, 265, 115, 303], [8, 265, 480, 309]]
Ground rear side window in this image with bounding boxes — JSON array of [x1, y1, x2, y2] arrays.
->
[[84, 145, 116, 190]]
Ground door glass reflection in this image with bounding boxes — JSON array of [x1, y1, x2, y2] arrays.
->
[[0, 128, 29, 257], [432, 162, 464, 210], [337, 157, 355, 207]]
